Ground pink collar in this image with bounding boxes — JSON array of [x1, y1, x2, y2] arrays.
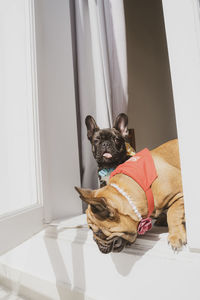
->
[[110, 149, 157, 234]]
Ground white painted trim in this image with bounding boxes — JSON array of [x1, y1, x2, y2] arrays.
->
[[0, 205, 44, 255], [34, 0, 82, 222], [27, 0, 43, 208], [162, 0, 200, 250], [0, 0, 44, 254]]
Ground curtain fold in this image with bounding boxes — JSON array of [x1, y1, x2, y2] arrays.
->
[[74, 0, 128, 190]]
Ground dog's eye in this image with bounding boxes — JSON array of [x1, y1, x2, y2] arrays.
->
[[115, 138, 120, 144], [94, 138, 100, 144]]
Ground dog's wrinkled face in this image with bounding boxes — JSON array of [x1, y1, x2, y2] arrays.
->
[[85, 114, 129, 168], [91, 128, 127, 167], [75, 185, 139, 254]]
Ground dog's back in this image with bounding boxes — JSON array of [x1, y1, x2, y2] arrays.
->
[[151, 139, 181, 170]]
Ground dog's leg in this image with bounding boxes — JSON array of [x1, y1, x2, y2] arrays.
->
[[154, 212, 168, 227], [167, 197, 187, 250]]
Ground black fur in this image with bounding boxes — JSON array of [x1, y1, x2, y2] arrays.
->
[[85, 113, 131, 187]]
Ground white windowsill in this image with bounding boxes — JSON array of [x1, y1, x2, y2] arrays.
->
[[47, 214, 199, 260], [0, 214, 200, 300]]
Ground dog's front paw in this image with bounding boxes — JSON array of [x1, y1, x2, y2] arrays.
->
[[168, 231, 187, 250]]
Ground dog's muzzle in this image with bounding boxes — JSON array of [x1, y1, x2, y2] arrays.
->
[[93, 230, 130, 254], [94, 236, 129, 254]]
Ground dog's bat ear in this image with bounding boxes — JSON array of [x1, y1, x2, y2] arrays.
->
[[75, 186, 94, 200], [74, 187, 118, 221], [90, 198, 118, 221], [113, 113, 128, 138], [85, 115, 99, 141]]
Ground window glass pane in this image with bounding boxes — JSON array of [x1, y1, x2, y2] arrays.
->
[[0, 0, 38, 215]]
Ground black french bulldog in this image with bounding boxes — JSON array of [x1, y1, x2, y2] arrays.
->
[[85, 113, 132, 187]]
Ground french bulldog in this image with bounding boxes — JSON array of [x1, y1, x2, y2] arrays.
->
[[85, 113, 135, 187], [75, 139, 186, 253]]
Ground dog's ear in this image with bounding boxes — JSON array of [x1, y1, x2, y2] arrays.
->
[[75, 187, 118, 221], [113, 113, 128, 138], [85, 115, 99, 141], [75, 186, 94, 199]]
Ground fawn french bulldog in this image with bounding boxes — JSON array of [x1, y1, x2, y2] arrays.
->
[[75, 139, 186, 253]]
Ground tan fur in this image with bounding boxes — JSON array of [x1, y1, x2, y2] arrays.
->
[[76, 139, 186, 250]]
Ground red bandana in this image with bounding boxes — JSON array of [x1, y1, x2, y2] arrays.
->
[[110, 149, 157, 233]]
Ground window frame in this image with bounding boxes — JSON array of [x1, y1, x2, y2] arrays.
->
[[0, 0, 82, 255], [0, 0, 43, 255], [34, 0, 82, 222], [162, 0, 200, 251]]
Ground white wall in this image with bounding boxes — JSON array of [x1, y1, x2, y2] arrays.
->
[[34, 0, 82, 221], [162, 0, 200, 251], [124, 0, 177, 150]]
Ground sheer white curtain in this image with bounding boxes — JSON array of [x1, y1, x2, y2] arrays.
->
[[74, 0, 128, 189]]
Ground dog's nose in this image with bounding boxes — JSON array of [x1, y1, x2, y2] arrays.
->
[[102, 141, 110, 148]]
